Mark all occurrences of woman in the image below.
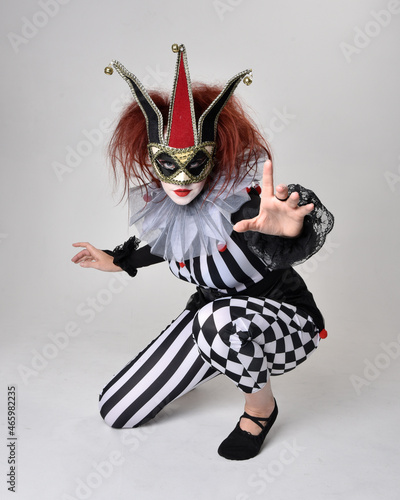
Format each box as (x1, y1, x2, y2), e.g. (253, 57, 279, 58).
(72, 44, 333, 460)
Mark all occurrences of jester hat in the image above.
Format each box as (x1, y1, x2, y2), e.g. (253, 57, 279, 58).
(106, 43, 252, 185)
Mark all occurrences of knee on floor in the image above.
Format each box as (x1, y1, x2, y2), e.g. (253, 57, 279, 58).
(100, 408, 124, 428)
(99, 401, 158, 429)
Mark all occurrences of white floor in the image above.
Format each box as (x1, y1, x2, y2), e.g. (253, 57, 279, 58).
(2, 304, 399, 500)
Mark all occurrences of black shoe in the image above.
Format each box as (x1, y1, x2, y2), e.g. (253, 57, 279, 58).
(218, 399, 278, 460)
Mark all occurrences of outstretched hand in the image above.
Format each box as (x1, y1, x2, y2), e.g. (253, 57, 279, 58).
(71, 242, 122, 272)
(233, 160, 314, 238)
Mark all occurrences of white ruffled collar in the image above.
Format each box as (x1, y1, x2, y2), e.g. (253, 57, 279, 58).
(128, 175, 258, 262)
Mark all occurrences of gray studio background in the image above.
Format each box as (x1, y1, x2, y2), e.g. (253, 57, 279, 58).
(1, 1, 399, 499)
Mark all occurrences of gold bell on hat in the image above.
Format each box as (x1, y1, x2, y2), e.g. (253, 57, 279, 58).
(104, 65, 114, 75)
(171, 43, 180, 53)
(243, 73, 253, 86)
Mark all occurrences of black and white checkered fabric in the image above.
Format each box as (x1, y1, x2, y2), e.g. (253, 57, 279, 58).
(192, 296, 319, 393)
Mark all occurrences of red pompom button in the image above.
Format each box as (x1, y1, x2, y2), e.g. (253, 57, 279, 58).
(179, 262, 185, 268)
(143, 193, 152, 202)
(319, 329, 328, 339)
(217, 243, 227, 252)
(246, 185, 262, 194)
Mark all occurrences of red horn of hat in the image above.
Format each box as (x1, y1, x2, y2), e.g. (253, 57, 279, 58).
(168, 51, 195, 148)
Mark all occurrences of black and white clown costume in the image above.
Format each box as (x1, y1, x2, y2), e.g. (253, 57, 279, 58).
(99, 176, 334, 428)
(96, 44, 334, 439)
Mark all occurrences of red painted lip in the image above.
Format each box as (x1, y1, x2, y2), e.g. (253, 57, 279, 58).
(174, 189, 191, 197)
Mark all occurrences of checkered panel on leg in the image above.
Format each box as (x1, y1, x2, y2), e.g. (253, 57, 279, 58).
(192, 296, 319, 393)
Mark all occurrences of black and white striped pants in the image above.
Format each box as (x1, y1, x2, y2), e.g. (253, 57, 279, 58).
(99, 297, 319, 428)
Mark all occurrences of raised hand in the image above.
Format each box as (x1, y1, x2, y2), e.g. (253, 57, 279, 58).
(233, 160, 314, 238)
(71, 242, 122, 272)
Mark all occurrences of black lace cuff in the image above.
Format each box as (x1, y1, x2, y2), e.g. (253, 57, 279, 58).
(107, 236, 141, 277)
(242, 184, 334, 270)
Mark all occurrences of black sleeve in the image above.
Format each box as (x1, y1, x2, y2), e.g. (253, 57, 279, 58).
(104, 236, 164, 277)
(232, 185, 334, 270)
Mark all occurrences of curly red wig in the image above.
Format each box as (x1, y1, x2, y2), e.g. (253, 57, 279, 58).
(108, 83, 271, 199)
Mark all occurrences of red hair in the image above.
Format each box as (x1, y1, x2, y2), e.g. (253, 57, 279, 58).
(108, 83, 271, 199)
